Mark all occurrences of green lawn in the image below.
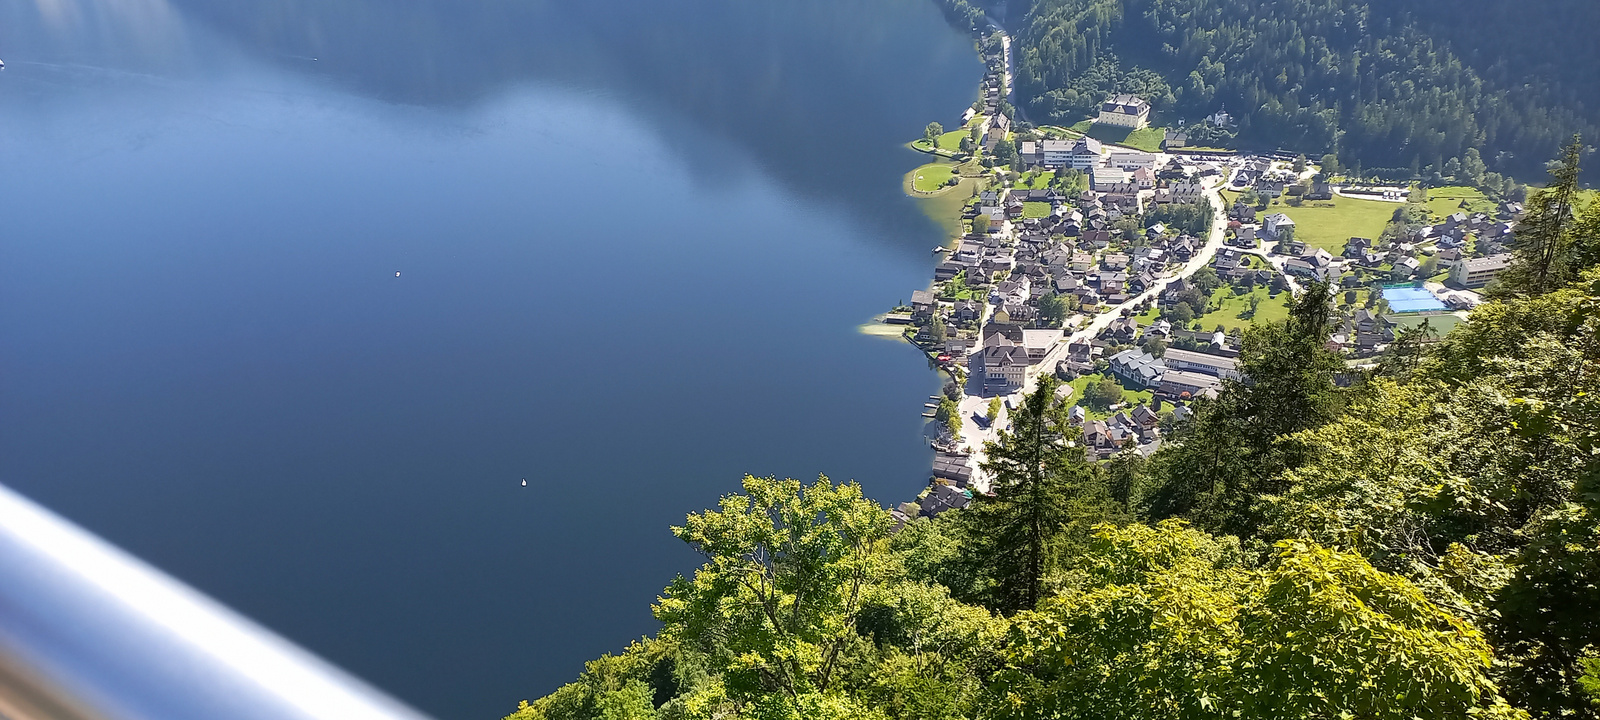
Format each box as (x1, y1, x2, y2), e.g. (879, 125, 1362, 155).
(1068, 373, 1154, 419)
(1190, 285, 1293, 333)
(937, 129, 971, 152)
(1387, 312, 1464, 336)
(1119, 127, 1167, 153)
(1274, 195, 1398, 253)
(1334, 287, 1376, 312)
(1083, 123, 1166, 153)
(1022, 202, 1053, 218)
(1017, 171, 1054, 189)
(1425, 185, 1496, 220)
(911, 163, 957, 193)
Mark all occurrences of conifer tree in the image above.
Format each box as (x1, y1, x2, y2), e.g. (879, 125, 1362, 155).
(970, 377, 1103, 613)
(1495, 136, 1583, 297)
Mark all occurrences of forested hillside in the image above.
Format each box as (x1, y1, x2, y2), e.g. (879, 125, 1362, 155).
(502, 146, 1600, 719)
(1003, 0, 1600, 179)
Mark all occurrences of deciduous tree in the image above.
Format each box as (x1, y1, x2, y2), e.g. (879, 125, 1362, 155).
(654, 475, 893, 701)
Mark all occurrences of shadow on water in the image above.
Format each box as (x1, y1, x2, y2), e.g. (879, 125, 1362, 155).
(164, 0, 984, 245)
(0, 1, 985, 717)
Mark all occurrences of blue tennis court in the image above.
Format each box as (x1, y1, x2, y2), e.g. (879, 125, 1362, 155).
(1383, 286, 1447, 313)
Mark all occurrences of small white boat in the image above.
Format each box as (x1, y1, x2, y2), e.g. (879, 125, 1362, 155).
(932, 247, 948, 254)
(1, 60, 6, 70)
(395, 271, 401, 277)
(521, 479, 527, 487)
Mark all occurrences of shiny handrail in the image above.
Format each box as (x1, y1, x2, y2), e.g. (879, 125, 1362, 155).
(0, 483, 434, 720)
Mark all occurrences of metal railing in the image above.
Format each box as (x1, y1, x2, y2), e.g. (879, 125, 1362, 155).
(0, 483, 434, 720)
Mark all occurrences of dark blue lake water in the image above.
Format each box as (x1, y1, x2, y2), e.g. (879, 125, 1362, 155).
(0, 0, 979, 717)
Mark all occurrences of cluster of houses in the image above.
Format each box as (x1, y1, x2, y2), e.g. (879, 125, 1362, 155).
(1229, 156, 1329, 200)
(1411, 210, 1517, 288)
(901, 81, 1538, 525)
(1329, 308, 1398, 356)
(1105, 341, 1240, 399)
(1077, 402, 1178, 460)
(1223, 180, 1520, 292)
(1226, 152, 1529, 293)
(894, 389, 1190, 524)
(894, 447, 978, 522)
(1052, 335, 1232, 459)
(958, 37, 1013, 156)
(955, 207, 1218, 394)
(1013, 137, 1214, 206)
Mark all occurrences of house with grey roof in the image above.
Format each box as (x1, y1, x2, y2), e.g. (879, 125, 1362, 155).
(1161, 348, 1240, 380)
(1096, 94, 1151, 129)
(1108, 348, 1167, 388)
(969, 340, 1030, 393)
(1160, 370, 1221, 399)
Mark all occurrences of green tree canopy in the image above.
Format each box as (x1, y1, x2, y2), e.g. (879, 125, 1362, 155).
(654, 475, 893, 701)
(986, 521, 1525, 720)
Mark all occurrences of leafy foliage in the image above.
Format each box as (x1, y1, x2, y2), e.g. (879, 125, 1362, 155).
(1144, 282, 1346, 533)
(1495, 137, 1589, 297)
(1143, 199, 1212, 236)
(987, 521, 1522, 720)
(653, 475, 893, 701)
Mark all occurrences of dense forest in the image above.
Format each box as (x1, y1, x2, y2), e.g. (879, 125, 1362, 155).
(503, 146, 1600, 719)
(996, 0, 1600, 180)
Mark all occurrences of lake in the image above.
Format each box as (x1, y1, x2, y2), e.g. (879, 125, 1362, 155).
(0, 0, 980, 717)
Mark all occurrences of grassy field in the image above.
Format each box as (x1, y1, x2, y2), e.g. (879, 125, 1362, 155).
(1273, 195, 1398, 252)
(1425, 185, 1496, 220)
(1387, 312, 1465, 336)
(1334, 287, 1376, 311)
(934, 130, 972, 152)
(1069, 373, 1154, 419)
(1082, 123, 1166, 153)
(1017, 171, 1054, 189)
(1022, 202, 1052, 218)
(1190, 285, 1293, 333)
(1119, 128, 1167, 153)
(911, 163, 957, 193)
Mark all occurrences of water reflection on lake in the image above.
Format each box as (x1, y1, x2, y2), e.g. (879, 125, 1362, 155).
(0, 0, 979, 716)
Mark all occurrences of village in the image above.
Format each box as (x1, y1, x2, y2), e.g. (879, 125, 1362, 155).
(890, 30, 1526, 524)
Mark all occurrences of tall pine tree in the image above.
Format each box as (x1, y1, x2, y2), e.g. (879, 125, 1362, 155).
(969, 377, 1106, 614)
(1495, 136, 1584, 297)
